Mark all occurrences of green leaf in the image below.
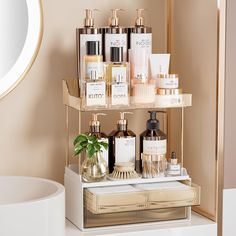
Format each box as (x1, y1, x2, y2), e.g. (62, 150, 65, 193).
(94, 142, 101, 152)
(88, 135, 97, 143)
(73, 134, 87, 146)
(100, 142, 108, 150)
(74, 143, 84, 156)
(88, 147, 96, 158)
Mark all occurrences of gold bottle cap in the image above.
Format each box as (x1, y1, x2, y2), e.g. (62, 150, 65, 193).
(135, 9, 146, 27)
(109, 9, 124, 27)
(84, 9, 98, 27)
(157, 88, 182, 95)
(157, 74, 179, 79)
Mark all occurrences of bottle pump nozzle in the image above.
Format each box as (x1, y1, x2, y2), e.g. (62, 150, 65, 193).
(135, 9, 146, 27)
(84, 9, 98, 27)
(147, 111, 159, 130)
(90, 113, 106, 132)
(109, 9, 124, 27)
(117, 112, 133, 131)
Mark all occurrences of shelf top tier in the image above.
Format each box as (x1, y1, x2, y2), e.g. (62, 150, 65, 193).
(65, 164, 191, 188)
(62, 79, 192, 111)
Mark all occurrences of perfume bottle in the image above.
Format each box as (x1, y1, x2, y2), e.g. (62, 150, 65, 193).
(77, 9, 102, 80)
(82, 41, 107, 108)
(130, 9, 152, 55)
(140, 111, 167, 172)
(106, 47, 130, 107)
(86, 113, 109, 167)
(104, 9, 128, 62)
(166, 151, 181, 176)
(109, 112, 136, 173)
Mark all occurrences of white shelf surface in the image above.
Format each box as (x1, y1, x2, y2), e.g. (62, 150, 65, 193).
(66, 164, 190, 188)
(65, 212, 217, 236)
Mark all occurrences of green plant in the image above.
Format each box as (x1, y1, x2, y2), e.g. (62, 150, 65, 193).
(73, 134, 108, 158)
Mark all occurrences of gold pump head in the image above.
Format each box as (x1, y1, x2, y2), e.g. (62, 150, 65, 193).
(84, 9, 98, 27)
(135, 8, 146, 27)
(90, 113, 106, 132)
(109, 9, 124, 27)
(117, 112, 133, 126)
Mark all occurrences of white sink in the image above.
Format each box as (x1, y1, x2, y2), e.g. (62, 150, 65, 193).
(0, 176, 65, 236)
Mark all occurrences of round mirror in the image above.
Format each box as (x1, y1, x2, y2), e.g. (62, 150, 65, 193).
(0, 0, 43, 99)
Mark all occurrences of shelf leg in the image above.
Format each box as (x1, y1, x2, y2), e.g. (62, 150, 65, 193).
(66, 106, 69, 166)
(181, 107, 185, 167)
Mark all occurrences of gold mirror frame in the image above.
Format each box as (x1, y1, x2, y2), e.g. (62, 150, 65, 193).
(0, 0, 43, 99)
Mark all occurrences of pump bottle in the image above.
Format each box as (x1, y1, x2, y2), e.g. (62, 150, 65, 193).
(86, 113, 109, 166)
(130, 9, 152, 55)
(77, 9, 102, 82)
(104, 9, 128, 62)
(109, 112, 136, 173)
(140, 111, 167, 171)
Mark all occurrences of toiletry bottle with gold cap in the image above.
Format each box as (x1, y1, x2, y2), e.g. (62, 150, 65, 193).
(130, 9, 152, 54)
(104, 9, 128, 62)
(140, 111, 167, 171)
(77, 9, 102, 81)
(109, 112, 136, 173)
(86, 113, 109, 167)
(82, 41, 107, 108)
(105, 47, 130, 107)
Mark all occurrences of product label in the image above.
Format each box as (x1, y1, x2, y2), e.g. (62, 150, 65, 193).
(111, 84, 129, 105)
(99, 138, 109, 166)
(157, 78, 179, 89)
(143, 139, 167, 155)
(105, 34, 127, 61)
(115, 137, 136, 163)
(130, 33, 152, 54)
(85, 62, 104, 80)
(86, 81, 106, 106)
(79, 34, 102, 77)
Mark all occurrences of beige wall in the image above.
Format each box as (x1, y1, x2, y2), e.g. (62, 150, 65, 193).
(0, 0, 166, 183)
(224, 0, 236, 189)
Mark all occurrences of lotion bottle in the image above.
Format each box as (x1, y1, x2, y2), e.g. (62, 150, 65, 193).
(86, 113, 109, 167)
(104, 9, 128, 62)
(140, 111, 167, 171)
(130, 9, 152, 55)
(109, 112, 136, 173)
(77, 9, 102, 81)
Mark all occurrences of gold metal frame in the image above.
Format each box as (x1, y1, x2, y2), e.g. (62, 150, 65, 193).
(167, 0, 226, 231)
(0, 0, 44, 100)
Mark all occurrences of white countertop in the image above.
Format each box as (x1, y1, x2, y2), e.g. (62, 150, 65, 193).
(66, 212, 217, 236)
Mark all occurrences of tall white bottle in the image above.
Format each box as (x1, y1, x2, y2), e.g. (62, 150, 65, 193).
(130, 9, 152, 55)
(76, 9, 102, 83)
(104, 9, 128, 62)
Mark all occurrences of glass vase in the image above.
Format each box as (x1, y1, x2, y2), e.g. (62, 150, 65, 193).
(81, 151, 107, 182)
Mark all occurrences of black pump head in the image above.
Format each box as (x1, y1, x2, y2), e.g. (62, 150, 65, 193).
(147, 111, 159, 130)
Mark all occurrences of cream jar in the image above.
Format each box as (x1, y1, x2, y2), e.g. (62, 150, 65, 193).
(156, 74, 179, 89)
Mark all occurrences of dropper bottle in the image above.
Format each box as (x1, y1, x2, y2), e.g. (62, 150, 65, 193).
(86, 113, 109, 165)
(108, 112, 136, 172)
(104, 9, 128, 62)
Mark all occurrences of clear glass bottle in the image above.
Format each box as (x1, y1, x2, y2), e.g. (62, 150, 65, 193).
(82, 41, 107, 108)
(105, 47, 130, 107)
(86, 113, 109, 167)
(108, 112, 136, 173)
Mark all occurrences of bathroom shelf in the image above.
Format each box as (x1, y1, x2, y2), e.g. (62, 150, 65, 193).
(65, 164, 190, 188)
(62, 79, 192, 111)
